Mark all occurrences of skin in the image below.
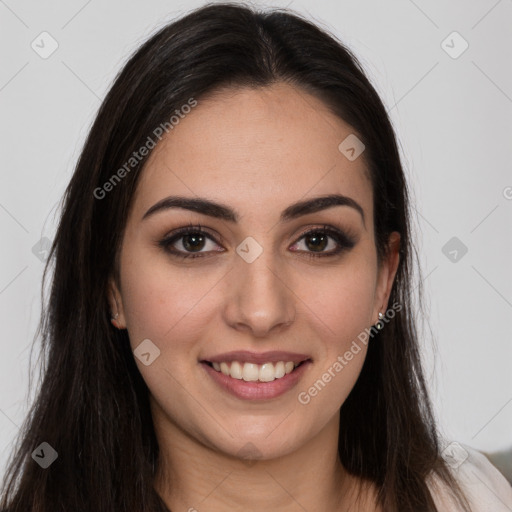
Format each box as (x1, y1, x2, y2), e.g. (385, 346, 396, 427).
(108, 82, 400, 511)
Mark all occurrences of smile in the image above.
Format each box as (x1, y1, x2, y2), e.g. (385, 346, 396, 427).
(200, 351, 312, 400)
(207, 360, 303, 382)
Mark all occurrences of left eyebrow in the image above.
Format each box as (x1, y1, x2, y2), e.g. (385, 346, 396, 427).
(141, 193, 366, 227)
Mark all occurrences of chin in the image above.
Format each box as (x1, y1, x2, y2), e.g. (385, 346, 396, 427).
(206, 421, 304, 461)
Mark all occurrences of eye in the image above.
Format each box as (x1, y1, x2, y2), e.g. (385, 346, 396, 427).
(290, 225, 356, 258)
(158, 224, 223, 259)
(158, 223, 356, 260)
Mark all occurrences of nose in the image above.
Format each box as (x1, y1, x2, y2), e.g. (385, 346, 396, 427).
(222, 249, 296, 338)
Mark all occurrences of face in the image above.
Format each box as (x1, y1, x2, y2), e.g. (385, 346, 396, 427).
(108, 82, 400, 462)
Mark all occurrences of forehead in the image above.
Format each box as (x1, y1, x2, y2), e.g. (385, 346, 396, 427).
(131, 83, 373, 226)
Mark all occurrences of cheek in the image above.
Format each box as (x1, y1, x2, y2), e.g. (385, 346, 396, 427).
(120, 239, 378, 360)
(292, 259, 376, 408)
(297, 256, 377, 343)
(120, 248, 222, 348)
(116, 238, 379, 456)
(118, 252, 222, 426)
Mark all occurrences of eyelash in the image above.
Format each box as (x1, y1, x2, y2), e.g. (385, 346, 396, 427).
(157, 223, 356, 260)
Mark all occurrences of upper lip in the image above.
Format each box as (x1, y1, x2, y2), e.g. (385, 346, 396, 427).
(201, 350, 312, 365)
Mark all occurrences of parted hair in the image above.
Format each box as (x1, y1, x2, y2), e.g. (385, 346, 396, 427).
(0, 3, 472, 511)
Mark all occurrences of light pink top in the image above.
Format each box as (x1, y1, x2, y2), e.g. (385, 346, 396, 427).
(427, 443, 512, 511)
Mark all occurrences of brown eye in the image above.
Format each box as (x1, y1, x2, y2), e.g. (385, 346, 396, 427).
(181, 233, 207, 252)
(158, 224, 356, 260)
(290, 225, 356, 258)
(304, 232, 329, 252)
(158, 225, 224, 259)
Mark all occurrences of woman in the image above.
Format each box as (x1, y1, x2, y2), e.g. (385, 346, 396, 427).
(1, 3, 510, 511)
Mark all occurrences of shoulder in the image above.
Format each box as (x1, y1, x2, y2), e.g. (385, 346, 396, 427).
(428, 442, 512, 511)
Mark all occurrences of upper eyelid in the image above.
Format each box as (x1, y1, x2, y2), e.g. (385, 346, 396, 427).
(162, 224, 355, 250)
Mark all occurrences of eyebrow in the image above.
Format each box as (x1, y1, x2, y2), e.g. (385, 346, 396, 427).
(142, 193, 365, 226)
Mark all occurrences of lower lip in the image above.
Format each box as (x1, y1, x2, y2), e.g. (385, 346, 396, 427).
(201, 361, 311, 401)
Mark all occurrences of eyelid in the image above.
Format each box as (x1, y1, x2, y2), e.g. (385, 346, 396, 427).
(158, 223, 357, 258)
(163, 223, 222, 243)
(294, 224, 357, 245)
(289, 225, 357, 258)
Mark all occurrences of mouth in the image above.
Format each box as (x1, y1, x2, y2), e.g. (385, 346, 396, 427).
(199, 351, 312, 400)
(202, 359, 309, 382)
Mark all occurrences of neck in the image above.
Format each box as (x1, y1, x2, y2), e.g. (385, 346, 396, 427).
(152, 406, 368, 512)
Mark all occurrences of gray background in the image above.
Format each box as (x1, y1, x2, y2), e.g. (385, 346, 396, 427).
(1, 0, 511, 480)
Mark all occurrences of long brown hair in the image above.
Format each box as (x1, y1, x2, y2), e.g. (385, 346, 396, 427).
(0, 3, 472, 511)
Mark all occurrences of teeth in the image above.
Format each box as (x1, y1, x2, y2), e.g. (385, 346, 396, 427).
(210, 360, 301, 382)
(220, 362, 230, 376)
(242, 363, 259, 382)
(274, 361, 285, 379)
(259, 363, 275, 382)
(230, 361, 243, 379)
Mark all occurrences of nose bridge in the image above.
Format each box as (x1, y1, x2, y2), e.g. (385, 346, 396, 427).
(223, 237, 296, 336)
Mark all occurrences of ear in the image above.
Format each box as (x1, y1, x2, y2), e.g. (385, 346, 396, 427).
(107, 275, 127, 329)
(372, 231, 401, 323)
